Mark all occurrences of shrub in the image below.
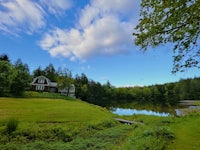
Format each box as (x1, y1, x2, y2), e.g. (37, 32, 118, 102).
(6, 118, 18, 134)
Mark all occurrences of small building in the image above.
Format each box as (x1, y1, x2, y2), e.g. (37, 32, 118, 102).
(30, 76, 75, 97)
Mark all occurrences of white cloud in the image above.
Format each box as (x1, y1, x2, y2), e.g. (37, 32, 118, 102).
(0, 0, 45, 34)
(39, 0, 140, 61)
(91, 0, 137, 15)
(39, 0, 72, 15)
(0, 0, 73, 34)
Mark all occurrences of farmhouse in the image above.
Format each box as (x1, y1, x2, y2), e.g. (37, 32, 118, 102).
(30, 76, 75, 97)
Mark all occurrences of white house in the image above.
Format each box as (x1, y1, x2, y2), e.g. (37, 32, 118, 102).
(30, 76, 75, 97)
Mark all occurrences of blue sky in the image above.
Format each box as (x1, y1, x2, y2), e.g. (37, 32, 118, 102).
(0, 0, 199, 87)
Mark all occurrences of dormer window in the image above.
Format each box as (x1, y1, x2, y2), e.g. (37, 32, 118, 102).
(38, 78, 45, 84)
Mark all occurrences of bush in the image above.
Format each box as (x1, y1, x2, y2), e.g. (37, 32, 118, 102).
(6, 118, 18, 134)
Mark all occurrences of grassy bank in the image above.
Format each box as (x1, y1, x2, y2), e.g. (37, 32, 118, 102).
(0, 97, 132, 149)
(0, 97, 200, 149)
(110, 113, 200, 150)
(0, 97, 110, 123)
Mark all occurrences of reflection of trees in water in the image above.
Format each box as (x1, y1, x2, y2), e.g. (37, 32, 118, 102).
(110, 102, 175, 114)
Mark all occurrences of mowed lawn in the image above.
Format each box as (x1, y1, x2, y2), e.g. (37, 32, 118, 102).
(0, 97, 112, 123)
(167, 115, 200, 150)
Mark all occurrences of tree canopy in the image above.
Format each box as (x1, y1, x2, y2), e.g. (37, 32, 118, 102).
(0, 60, 17, 96)
(133, 0, 200, 73)
(0, 54, 10, 62)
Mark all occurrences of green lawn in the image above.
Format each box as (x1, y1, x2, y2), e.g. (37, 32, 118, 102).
(0, 97, 200, 149)
(0, 97, 127, 150)
(167, 114, 200, 150)
(0, 97, 111, 123)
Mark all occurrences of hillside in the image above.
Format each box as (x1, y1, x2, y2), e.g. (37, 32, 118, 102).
(0, 97, 200, 149)
(0, 97, 111, 123)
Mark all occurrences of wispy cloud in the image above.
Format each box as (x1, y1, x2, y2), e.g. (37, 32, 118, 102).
(39, 0, 73, 16)
(0, 0, 73, 34)
(39, 0, 140, 61)
(0, 0, 45, 34)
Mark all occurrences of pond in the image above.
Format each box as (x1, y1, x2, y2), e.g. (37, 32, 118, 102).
(110, 100, 200, 116)
(111, 107, 171, 117)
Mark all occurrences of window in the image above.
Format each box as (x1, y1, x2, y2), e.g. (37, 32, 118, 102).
(38, 78, 45, 83)
(36, 85, 44, 91)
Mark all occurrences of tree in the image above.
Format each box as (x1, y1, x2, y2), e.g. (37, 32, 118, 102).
(10, 59, 31, 96)
(133, 0, 200, 73)
(0, 60, 17, 96)
(0, 54, 10, 62)
(74, 73, 89, 100)
(33, 66, 45, 77)
(57, 68, 73, 96)
(44, 63, 57, 82)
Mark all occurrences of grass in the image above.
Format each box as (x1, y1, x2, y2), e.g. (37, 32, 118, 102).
(23, 91, 76, 100)
(0, 97, 130, 149)
(0, 96, 200, 149)
(109, 113, 200, 150)
(6, 118, 19, 134)
(0, 97, 111, 123)
(196, 101, 200, 106)
(167, 114, 200, 150)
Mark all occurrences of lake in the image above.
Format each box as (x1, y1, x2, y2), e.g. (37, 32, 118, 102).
(110, 100, 200, 116)
(111, 107, 170, 116)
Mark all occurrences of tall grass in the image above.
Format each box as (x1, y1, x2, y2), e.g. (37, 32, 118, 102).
(6, 118, 18, 134)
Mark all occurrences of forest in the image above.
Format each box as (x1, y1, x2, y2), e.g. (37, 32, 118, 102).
(1, 54, 200, 107)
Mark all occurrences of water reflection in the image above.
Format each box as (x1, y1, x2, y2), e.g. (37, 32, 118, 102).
(110, 100, 200, 116)
(175, 106, 200, 116)
(111, 108, 171, 117)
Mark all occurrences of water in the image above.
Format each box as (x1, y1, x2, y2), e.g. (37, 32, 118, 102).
(110, 100, 200, 116)
(175, 105, 200, 116)
(111, 107, 171, 117)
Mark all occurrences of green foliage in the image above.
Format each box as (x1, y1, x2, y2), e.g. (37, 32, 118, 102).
(134, 0, 200, 72)
(44, 63, 57, 82)
(57, 68, 74, 96)
(0, 60, 17, 96)
(33, 66, 46, 77)
(0, 98, 200, 149)
(23, 91, 75, 100)
(1, 53, 199, 108)
(0, 57, 31, 97)
(10, 59, 31, 96)
(6, 118, 18, 134)
(110, 77, 200, 107)
(0, 54, 10, 62)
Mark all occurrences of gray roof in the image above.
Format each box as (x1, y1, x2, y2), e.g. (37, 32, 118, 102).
(49, 82, 57, 87)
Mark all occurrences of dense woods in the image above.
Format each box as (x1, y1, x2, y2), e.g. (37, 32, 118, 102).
(75, 76, 200, 107)
(1, 54, 200, 107)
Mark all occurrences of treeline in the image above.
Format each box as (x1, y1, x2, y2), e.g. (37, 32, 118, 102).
(111, 78, 200, 106)
(0, 55, 31, 96)
(1, 54, 200, 107)
(74, 75, 200, 107)
(0, 54, 73, 97)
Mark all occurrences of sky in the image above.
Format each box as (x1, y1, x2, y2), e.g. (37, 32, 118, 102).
(0, 0, 199, 87)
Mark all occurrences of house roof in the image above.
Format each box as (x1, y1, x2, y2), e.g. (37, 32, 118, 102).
(30, 75, 57, 87)
(31, 76, 75, 93)
(49, 82, 57, 87)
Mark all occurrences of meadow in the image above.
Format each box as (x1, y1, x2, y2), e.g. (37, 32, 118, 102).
(0, 96, 200, 149)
